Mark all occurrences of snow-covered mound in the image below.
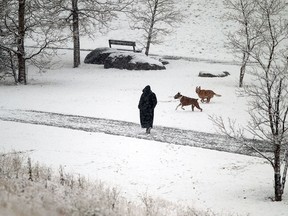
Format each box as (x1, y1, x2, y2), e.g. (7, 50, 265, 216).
(84, 48, 165, 70)
(198, 71, 230, 77)
(83, 47, 115, 64)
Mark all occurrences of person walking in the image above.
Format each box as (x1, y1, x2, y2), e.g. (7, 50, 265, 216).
(138, 85, 157, 134)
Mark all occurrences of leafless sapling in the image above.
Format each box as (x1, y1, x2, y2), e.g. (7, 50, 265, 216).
(128, 0, 183, 56)
(211, 0, 288, 201)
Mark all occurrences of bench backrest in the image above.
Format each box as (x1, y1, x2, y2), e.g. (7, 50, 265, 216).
(109, 39, 136, 52)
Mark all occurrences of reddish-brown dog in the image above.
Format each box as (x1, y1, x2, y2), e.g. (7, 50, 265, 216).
(174, 92, 202, 112)
(195, 86, 221, 103)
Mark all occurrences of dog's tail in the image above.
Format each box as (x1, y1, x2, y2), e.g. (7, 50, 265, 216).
(214, 93, 221, 97)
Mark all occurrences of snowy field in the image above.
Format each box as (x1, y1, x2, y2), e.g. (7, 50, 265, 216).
(1, 0, 288, 215)
(1, 51, 287, 216)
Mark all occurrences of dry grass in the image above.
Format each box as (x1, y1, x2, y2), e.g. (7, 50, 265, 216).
(0, 151, 236, 216)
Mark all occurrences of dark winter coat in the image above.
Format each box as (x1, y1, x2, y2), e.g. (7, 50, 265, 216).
(138, 85, 157, 128)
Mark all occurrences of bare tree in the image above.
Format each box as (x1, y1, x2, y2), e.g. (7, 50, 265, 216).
(0, 0, 67, 84)
(211, 0, 288, 201)
(55, 0, 133, 68)
(128, 0, 183, 56)
(0, 0, 17, 82)
(224, 0, 263, 87)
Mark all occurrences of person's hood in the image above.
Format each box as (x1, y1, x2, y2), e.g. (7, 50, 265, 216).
(142, 85, 151, 93)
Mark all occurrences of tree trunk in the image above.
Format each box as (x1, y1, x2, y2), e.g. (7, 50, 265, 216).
(72, 0, 80, 68)
(274, 144, 283, 201)
(17, 0, 26, 84)
(145, 34, 152, 56)
(239, 64, 245, 88)
(239, 51, 249, 88)
(145, 0, 158, 56)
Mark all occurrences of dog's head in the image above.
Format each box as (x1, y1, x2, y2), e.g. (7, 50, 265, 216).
(195, 86, 201, 93)
(174, 92, 182, 99)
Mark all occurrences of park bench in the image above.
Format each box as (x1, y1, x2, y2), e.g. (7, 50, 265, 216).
(108, 39, 138, 52)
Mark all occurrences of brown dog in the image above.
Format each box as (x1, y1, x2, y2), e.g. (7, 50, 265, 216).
(195, 86, 221, 103)
(174, 92, 202, 112)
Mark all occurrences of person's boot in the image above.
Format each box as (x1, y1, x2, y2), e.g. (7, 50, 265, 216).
(146, 127, 151, 134)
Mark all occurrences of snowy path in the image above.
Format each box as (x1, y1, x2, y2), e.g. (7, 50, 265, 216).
(0, 109, 271, 157)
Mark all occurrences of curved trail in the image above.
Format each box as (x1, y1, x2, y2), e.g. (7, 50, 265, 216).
(0, 109, 271, 157)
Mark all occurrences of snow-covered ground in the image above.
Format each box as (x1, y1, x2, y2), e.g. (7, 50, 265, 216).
(1, 51, 287, 216)
(80, 0, 236, 62)
(1, 0, 288, 215)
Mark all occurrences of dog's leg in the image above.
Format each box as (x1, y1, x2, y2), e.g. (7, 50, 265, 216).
(175, 103, 181, 110)
(181, 106, 185, 110)
(192, 104, 194, 111)
(195, 103, 202, 112)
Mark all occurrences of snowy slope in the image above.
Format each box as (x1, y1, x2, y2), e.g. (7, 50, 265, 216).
(80, 0, 236, 62)
(1, 0, 287, 215)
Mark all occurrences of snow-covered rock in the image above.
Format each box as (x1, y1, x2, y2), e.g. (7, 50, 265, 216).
(84, 48, 166, 70)
(104, 52, 166, 70)
(83, 47, 117, 64)
(198, 71, 230, 77)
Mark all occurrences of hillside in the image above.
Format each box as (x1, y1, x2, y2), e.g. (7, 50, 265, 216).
(1, 1, 288, 216)
(80, 0, 235, 62)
